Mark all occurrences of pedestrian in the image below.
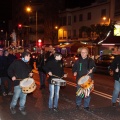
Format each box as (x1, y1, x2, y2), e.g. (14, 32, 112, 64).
(36, 49, 46, 90)
(43, 52, 67, 112)
(8, 51, 33, 115)
(72, 47, 96, 111)
(1, 50, 13, 96)
(109, 55, 120, 107)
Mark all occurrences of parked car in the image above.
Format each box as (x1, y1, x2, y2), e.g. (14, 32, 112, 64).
(95, 54, 120, 74)
(63, 54, 79, 67)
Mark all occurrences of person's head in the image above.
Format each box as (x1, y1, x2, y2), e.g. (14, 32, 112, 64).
(0, 48, 3, 56)
(21, 51, 31, 62)
(4, 50, 9, 56)
(80, 47, 89, 59)
(54, 52, 62, 61)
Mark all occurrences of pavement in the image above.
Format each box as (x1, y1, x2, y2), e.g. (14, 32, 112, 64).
(0, 70, 120, 120)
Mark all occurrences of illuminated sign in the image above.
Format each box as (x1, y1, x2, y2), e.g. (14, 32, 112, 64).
(114, 24, 120, 36)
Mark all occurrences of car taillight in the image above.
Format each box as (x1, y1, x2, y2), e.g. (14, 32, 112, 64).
(75, 57, 78, 60)
(33, 55, 35, 58)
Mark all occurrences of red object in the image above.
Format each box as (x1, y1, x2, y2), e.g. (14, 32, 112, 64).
(38, 39, 42, 47)
(18, 24, 22, 28)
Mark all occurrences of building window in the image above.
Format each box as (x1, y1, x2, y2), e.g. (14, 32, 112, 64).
(73, 29, 76, 37)
(101, 9, 106, 17)
(73, 15, 77, 23)
(68, 16, 71, 25)
(87, 12, 91, 20)
(79, 14, 83, 21)
(68, 30, 71, 39)
(79, 29, 82, 37)
(63, 16, 67, 25)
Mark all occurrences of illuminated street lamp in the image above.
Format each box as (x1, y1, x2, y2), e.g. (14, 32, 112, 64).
(26, 6, 38, 47)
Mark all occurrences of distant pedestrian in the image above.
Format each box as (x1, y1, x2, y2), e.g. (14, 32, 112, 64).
(109, 55, 120, 107)
(8, 51, 33, 115)
(36, 49, 46, 90)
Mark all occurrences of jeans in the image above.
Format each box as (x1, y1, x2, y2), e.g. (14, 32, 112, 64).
(10, 86, 27, 110)
(112, 80, 120, 103)
(1, 77, 13, 93)
(39, 71, 46, 87)
(76, 85, 91, 108)
(49, 84, 60, 108)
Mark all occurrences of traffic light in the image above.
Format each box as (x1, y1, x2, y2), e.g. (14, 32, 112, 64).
(18, 24, 22, 29)
(38, 39, 42, 47)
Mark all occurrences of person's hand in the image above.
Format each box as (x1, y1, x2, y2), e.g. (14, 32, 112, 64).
(74, 72, 77, 76)
(29, 73, 33, 77)
(63, 74, 67, 78)
(48, 72, 52, 76)
(89, 69, 93, 74)
(12, 76, 16, 81)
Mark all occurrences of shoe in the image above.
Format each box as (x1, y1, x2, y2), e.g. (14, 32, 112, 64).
(19, 108, 27, 115)
(76, 105, 80, 110)
(3, 92, 7, 96)
(112, 103, 116, 107)
(8, 92, 14, 95)
(84, 107, 90, 111)
(49, 108, 53, 111)
(10, 107, 16, 114)
(53, 107, 58, 112)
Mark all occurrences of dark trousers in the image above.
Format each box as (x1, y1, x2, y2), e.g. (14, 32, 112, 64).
(1, 77, 13, 93)
(39, 71, 46, 87)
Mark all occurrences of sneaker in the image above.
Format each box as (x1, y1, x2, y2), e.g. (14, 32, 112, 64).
(8, 92, 14, 95)
(49, 108, 53, 111)
(3, 92, 7, 96)
(84, 107, 90, 111)
(19, 108, 27, 115)
(10, 107, 16, 114)
(53, 107, 58, 112)
(112, 103, 116, 107)
(76, 105, 80, 110)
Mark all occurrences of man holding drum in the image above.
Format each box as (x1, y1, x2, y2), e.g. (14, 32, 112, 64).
(72, 47, 96, 111)
(43, 52, 67, 112)
(8, 51, 33, 115)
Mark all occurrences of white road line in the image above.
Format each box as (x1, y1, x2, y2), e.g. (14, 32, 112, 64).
(34, 70, 119, 103)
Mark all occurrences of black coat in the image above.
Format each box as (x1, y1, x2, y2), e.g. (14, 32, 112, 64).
(43, 59, 64, 84)
(110, 56, 120, 80)
(8, 59, 32, 86)
(72, 57, 96, 83)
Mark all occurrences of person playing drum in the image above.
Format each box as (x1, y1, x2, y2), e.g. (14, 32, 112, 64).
(43, 52, 67, 112)
(8, 51, 33, 115)
(72, 47, 96, 111)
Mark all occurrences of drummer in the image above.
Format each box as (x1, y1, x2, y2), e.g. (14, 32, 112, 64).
(43, 52, 67, 112)
(8, 51, 33, 115)
(72, 47, 96, 111)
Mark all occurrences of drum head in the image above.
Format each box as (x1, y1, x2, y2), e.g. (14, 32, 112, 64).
(52, 78, 65, 82)
(78, 76, 90, 85)
(20, 78, 34, 87)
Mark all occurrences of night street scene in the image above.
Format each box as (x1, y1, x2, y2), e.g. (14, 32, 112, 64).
(0, 0, 120, 120)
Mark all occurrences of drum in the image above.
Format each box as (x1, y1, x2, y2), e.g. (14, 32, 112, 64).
(78, 75, 93, 89)
(76, 75, 94, 97)
(20, 78, 36, 94)
(51, 78, 66, 86)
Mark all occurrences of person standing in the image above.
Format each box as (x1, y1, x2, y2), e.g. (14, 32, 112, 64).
(43, 52, 67, 112)
(72, 47, 96, 111)
(109, 55, 120, 107)
(8, 51, 33, 115)
(36, 49, 46, 90)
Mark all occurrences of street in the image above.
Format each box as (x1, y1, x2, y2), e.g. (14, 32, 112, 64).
(0, 68, 120, 120)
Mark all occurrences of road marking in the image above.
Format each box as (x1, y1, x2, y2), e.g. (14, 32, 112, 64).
(33, 70, 119, 103)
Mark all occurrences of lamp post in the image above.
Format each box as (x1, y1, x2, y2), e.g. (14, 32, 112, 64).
(26, 6, 38, 48)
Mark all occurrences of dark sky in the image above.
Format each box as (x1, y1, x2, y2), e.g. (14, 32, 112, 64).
(0, 1, 12, 20)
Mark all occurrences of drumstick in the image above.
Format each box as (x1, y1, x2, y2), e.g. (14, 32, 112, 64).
(86, 67, 94, 76)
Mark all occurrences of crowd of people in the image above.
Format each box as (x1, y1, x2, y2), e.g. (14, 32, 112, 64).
(0, 45, 120, 116)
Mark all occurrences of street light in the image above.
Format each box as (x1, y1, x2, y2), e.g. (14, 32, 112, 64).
(26, 6, 38, 47)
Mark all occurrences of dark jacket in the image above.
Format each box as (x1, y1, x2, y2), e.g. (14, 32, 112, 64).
(0, 56, 4, 77)
(8, 59, 32, 86)
(36, 53, 45, 72)
(72, 57, 96, 83)
(109, 56, 120, 80)
(43, 59, 64, 84)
